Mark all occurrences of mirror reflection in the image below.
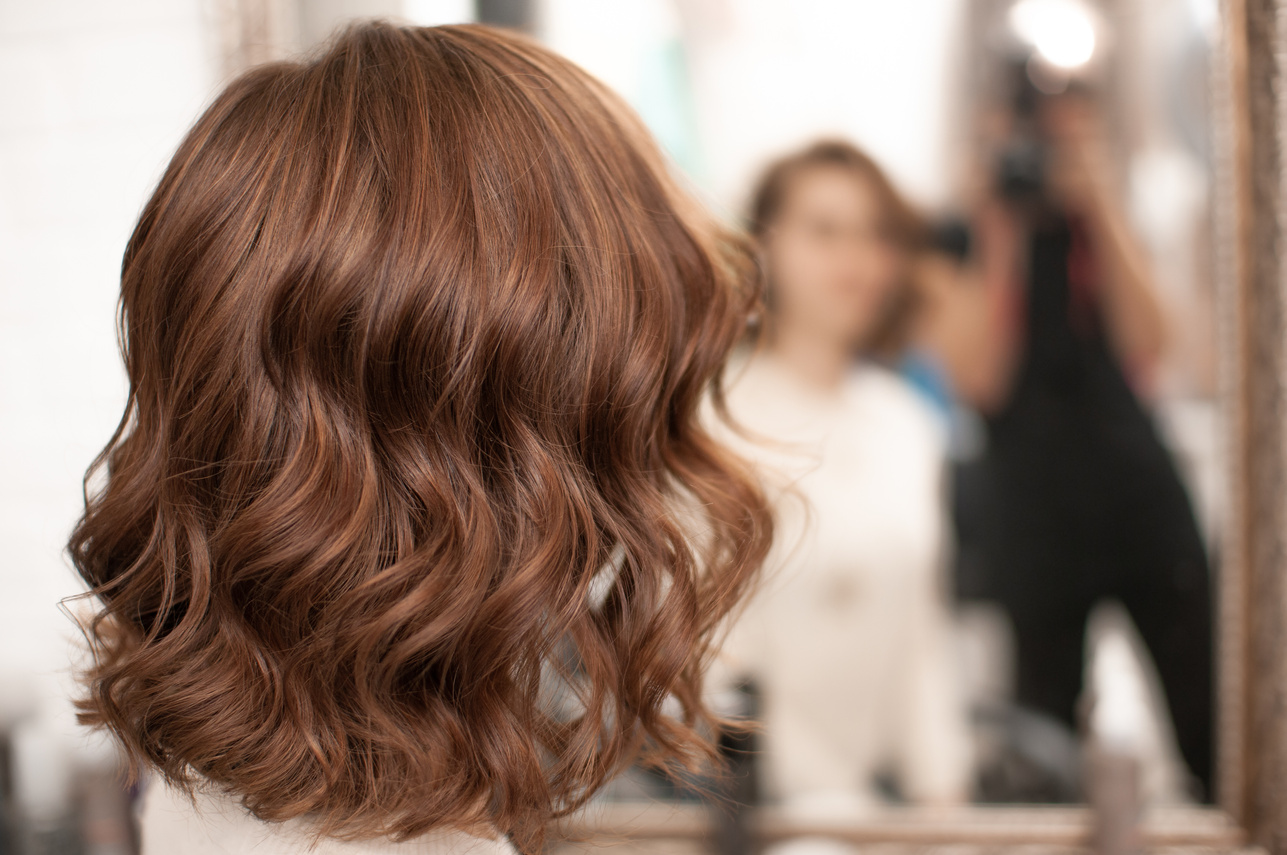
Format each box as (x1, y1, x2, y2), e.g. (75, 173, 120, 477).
(535, 0, 1220, 814)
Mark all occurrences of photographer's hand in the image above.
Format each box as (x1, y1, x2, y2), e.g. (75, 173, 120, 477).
(1046, 95, 1169, 389)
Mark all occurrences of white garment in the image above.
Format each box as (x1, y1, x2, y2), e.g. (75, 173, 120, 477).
(713, 351, 972, 806)
(138, 775, 518, 855)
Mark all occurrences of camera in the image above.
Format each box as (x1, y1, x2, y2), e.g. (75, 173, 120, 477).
(994, 59, 1050, 202)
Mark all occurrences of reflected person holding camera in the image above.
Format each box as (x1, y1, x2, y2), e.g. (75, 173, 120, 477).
(959, 72, 1214, 801)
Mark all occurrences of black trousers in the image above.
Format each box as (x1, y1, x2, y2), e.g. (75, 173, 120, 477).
(955, 457, 1215, 800)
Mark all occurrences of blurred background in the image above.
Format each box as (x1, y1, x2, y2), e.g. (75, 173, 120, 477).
(0, 0, 1223, 852)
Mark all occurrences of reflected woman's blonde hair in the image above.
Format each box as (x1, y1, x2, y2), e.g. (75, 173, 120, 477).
(68, 21, 771, 853)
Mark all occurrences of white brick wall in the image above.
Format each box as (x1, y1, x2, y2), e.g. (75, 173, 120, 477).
(0, 4, 477, 818)
(0, 3, 474, 803)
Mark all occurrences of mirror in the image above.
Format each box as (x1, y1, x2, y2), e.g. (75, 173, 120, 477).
(536, 0, 1224, 818)
(230, 0, 1236, 848)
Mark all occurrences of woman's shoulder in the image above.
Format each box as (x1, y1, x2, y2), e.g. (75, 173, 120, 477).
(722, 346, 798, 403)
(716, 348, 826, 436)
(138, 775, 517, 855)
(845, 362, 947, 444)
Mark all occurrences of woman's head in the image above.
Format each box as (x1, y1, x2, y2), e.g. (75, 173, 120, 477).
(69, 21, 770, 852)
(749, 140, 922, 354)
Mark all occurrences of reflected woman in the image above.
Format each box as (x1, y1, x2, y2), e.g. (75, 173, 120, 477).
(67, 22, 772, 855)
(714, 141, 973, 811)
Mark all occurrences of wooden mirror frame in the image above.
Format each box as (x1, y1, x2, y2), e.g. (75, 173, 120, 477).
(1220, 0, 1287, 851)
(211, 0, 1283, 850)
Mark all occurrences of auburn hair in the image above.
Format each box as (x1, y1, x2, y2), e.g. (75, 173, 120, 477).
(69, 21, 771, 853)
(748, 139, 925, 356)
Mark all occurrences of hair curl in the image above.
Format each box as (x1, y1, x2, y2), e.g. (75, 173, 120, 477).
(68, 21, 771, 853)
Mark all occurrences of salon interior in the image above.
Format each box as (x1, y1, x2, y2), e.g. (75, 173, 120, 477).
(0, 0, 1264, 852)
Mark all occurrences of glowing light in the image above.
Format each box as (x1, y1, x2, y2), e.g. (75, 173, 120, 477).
(1008, 0, 1098, 70)
(1187, 0, 1219, 38)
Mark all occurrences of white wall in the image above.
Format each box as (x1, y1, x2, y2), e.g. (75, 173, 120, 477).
(0, 0, 221, 742)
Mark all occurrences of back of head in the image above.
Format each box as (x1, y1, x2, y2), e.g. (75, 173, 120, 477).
(69, 21, 771, 852)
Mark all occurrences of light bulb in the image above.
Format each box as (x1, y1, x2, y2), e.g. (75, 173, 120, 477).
(1009, 0, 1098, 70)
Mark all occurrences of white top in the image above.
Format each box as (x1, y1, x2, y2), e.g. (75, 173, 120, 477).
(712, 351, 972, 807)
(138, 775, 518, 855)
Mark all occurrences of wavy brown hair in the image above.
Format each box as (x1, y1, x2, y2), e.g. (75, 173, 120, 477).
(68, 21, 771, 853)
